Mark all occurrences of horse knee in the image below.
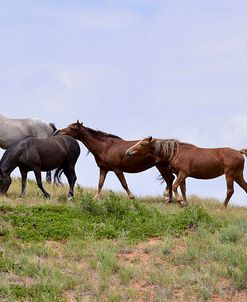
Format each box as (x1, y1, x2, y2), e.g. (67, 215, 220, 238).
(227, 188, 234, 196)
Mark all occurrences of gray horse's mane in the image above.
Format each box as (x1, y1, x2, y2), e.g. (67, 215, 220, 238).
(152, 139, 180, 161)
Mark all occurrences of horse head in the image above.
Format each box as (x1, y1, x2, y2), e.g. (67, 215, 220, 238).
(126, 136, 153, 157)
(55, 120, 83, 138)
(0, 168, 12, 194)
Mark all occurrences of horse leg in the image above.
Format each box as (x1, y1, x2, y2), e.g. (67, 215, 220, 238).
(223, 174, 234, 208)
(63, 165, 77, 199)
(93, 168, 108, 199)
(46, 171, 52, 183)
(114, 169, 135, 199)
(180, 179, 187, 205)
(156, 164, 174, 203)
(34, 169, 50, 198)
(163, 181, 173, 203)
(172, 172, 187, 207)
(235, 173, 247, 195)
(19, 169, 27, 198)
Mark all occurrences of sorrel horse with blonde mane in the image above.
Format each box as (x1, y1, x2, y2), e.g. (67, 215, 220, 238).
(126, 136, 247, 207)
(56, 121, 175, 200)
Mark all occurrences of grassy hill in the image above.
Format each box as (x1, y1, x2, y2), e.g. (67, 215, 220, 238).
(0, 178, 247, 301)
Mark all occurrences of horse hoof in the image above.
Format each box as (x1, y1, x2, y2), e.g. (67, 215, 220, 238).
(164, 196, 172, 203)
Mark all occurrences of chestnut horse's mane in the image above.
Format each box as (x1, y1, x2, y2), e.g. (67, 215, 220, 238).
(85, 126, 121, 140)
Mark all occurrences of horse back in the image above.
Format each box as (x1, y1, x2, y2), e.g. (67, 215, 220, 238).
(173, 145, 244, 179)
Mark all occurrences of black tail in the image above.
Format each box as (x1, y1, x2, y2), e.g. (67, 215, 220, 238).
(49, 123, 57, 134)
(54, 167, 64, 186)
(156, 173, 165, 184)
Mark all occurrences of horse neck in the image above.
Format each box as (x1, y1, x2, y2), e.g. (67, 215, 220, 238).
(0, 148, 19, 175)
(78, 126, 116, 154)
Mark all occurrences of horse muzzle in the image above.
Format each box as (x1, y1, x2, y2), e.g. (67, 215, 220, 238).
(54, 129, 63, 135)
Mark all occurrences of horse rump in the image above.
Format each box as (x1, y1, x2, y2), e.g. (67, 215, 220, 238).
(240, 149, 247, 157)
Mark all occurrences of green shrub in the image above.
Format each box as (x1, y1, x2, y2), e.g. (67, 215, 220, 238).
(219, 225, 243, 243)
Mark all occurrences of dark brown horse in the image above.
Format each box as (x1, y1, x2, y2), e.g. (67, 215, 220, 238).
(56, 121, 175, 200)
(126, 136, 247, 207)
(0, 135, 80, 198)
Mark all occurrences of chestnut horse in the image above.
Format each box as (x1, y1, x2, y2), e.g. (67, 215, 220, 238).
(126, 136, 247, 207)
(56, 121, 175, 200)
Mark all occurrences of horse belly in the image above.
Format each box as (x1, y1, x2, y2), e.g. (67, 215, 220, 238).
(97, 154, 155, 173)
(23, 146, 66, 171)
(40, 152, 66, 171)
(189, 161, 224, 179)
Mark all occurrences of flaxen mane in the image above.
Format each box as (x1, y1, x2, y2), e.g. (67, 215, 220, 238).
(153, 139, 180, 161)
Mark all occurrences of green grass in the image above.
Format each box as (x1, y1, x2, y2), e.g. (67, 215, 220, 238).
(0, 192, 221, 243)
(0, 178, 247, 301)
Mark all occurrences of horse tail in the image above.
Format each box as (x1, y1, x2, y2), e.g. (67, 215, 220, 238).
(240, 149, 247, 157)
(156, 173, 165, 184)
(54, 167, 64, 186)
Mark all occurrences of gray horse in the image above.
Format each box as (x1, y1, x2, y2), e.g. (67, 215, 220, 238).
(0, 114, 57, 181)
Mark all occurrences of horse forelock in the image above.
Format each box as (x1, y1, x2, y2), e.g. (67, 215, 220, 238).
(153, 139, 180, 161)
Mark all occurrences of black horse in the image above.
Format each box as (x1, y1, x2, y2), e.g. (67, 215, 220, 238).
(0, 135, 80, 198)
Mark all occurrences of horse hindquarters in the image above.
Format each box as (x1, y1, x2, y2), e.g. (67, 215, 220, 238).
(224, 157, 247, 207)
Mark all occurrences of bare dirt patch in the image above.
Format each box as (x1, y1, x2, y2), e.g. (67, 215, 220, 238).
(118, 238, 164, 301)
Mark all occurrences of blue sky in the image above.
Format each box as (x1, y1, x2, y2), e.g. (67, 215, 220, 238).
(1, 0, 247, 206)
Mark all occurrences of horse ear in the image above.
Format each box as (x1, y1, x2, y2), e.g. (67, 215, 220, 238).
(76, 120, 83, 126)
(148, 136, 152, 143)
